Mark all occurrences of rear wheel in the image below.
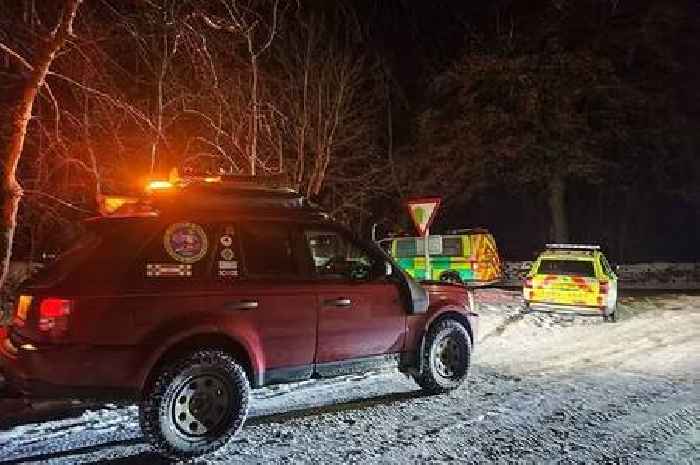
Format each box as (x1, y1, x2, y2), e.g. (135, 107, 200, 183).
(413, 319, 471, 393)
(440, 271, 463, 284)
(139, 350, 249, 460)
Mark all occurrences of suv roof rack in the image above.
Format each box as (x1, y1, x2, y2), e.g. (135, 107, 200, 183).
(102, 175, 326, 217)
(545, 243, 600, 251)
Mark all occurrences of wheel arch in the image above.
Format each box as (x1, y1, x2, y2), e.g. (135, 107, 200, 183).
(140, 332, 260, 394)
(417, 310, 474, 375)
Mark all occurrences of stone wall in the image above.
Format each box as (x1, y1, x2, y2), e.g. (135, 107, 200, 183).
(501, 261, 700, 289)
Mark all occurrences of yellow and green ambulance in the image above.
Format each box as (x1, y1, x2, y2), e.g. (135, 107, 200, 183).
(380, 229, 502, 285)
(523, 244, 618, 321)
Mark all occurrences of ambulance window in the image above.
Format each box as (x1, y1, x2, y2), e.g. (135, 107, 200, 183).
(239, 222, 297, 276)
(442, 237, 462, 257)
(396, 239, 418, 257)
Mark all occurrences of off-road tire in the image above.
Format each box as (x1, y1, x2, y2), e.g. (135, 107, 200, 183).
(413, 319, 471, 394)
(139, 349, 249, 460)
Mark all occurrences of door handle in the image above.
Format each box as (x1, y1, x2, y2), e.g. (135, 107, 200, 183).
(324, 298, 352, 308)
(224, 300, 259, 310)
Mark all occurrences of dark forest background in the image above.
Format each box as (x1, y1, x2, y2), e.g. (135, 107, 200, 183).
(1, 0, 698, 262)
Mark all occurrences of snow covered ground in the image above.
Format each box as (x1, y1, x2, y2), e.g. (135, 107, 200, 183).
(1, 289, 698, 464)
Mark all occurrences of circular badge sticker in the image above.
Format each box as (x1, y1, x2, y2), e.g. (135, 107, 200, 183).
(164, 222, 208, 264)
(220, 235, 233, 247)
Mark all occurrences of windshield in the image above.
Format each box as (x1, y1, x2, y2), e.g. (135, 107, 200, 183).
(537, 259, 595, 277)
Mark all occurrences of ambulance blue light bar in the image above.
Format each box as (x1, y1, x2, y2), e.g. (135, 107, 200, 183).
(545, 244, 600, 251)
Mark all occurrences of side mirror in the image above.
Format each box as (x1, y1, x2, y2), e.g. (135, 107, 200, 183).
(384, 262, 393, 277)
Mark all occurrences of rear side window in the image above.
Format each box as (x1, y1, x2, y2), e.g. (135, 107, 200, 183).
(239, 222, 297, 276)
(537, 259, 595, 277)
(138, 221, 215, 285)
(395, 237, 442, 257)
(442, 237, 462, 256)
(27, 231, 101, 287)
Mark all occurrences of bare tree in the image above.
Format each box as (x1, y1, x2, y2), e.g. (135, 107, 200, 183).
(0, 0, 83, 290)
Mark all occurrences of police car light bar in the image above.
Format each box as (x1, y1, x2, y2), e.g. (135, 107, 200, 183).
(545, 243, 600, 250)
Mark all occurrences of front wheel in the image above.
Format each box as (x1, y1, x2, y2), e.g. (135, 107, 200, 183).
(139, 350, 250, 460)
(413, 319, 471, 393)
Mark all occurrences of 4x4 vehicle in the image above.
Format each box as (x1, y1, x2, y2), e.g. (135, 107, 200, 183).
(0, 179, 478, 459)
(523, 244, 618, 321)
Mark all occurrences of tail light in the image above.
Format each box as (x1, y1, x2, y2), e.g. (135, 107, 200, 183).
(524, 278, 533, 288)
(38, 298, 73, 334)
(599, 281, 609, 294)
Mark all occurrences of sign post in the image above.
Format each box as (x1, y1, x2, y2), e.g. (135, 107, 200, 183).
(406, 197, 441, 280)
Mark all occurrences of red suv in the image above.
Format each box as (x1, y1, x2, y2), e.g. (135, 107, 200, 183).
(0, 181, 478, 459)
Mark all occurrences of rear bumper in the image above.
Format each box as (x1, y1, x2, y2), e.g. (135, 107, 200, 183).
(0, 334, 139, 400)
(526, 301, 609, 317)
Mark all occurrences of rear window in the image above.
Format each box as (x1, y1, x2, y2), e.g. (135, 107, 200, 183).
(537, 259, 595, 277)
(28, 231, 101, 286)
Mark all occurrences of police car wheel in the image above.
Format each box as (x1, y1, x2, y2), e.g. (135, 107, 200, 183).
(414, 319, 471, 394)
(140, 349, 249, 460)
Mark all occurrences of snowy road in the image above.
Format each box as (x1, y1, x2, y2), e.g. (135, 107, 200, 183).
(1, 290, 698, 464)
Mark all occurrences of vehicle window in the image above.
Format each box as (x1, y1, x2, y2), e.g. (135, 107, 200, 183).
(305, 230, 377, 280)
(395, 237, 442, 257)
(28, 230, 101, 286)
(600, 255, 613, 276)
(395, 238, 417, 257)
(537, 259, 595, 277)
(239, 222, 296, 276)
(138, 221, 215, 285)
(442, 237, 462, 256)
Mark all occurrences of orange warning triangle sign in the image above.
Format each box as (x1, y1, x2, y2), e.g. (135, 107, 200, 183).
(406, 197, 441, 237)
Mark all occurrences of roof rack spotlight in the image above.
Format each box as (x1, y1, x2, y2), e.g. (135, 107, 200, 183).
(545, 243, 600, 251)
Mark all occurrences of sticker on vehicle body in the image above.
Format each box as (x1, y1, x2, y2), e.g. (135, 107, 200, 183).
(219, 269, 239, 277)
(163, 222, 208, 263)
(146, 263, 193, 277)
(218, 260, 238, 270)
(220, 248, 235, 260)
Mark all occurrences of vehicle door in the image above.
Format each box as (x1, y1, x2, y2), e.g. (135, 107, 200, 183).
(303, 227, 406, 370)
(232, 221, 318, 382)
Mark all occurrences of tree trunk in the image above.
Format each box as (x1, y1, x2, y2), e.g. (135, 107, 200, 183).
(548, 171, 569, 243)
(0, 0, 82, 291)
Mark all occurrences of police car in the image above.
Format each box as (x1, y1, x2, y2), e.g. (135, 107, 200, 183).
(523, 244, 618, 322)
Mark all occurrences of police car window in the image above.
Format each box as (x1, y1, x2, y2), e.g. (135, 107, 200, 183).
(305, 230, 375, 280)
(600, 255, 612, 276)
(537, 260, 595, 277)
(239, 223, 296, 276)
